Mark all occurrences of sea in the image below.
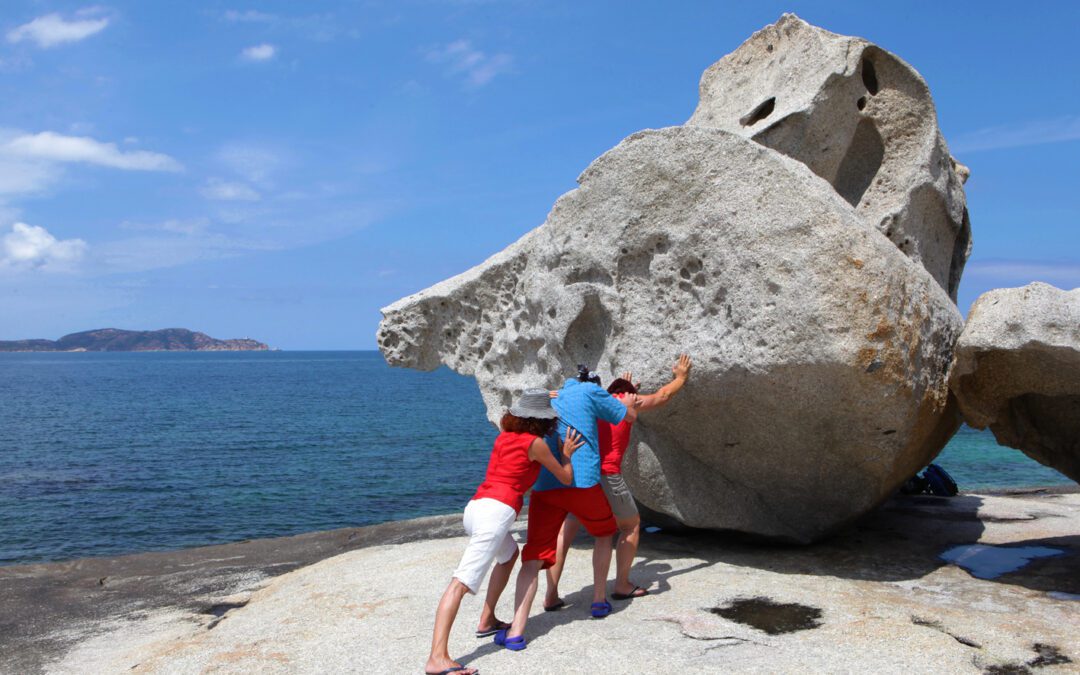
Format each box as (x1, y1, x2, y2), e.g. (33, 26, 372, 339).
(0, 351, 1071, 566)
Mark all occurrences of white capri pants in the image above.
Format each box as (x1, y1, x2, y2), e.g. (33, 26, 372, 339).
(452, 497, 519, 594)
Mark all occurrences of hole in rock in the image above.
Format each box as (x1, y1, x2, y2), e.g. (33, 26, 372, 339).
(740, 97, 776, 127)
(834, 118, 885, 207)
(203, 601, 247, 618)
(709, 597, 822, 635)
(862, 57, 879, 95)
(857, 96, 867, 110)
(563, 295, 611, 372)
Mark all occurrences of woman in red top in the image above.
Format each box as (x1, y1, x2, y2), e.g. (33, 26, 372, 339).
(426, 389, 582, 675)
(544, 355, 692, 610)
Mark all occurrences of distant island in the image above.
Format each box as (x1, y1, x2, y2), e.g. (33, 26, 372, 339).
(0, 328, 269, 352)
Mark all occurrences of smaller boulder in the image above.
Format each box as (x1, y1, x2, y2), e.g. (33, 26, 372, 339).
(951, 283, 1080, 483)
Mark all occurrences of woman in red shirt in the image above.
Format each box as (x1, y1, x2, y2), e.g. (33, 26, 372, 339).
(426, 389, 582, 675)
(544, 355, 692, 610)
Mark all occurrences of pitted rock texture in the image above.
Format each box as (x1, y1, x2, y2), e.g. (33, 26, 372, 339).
(379, 126, 964, 542)
(951, 283, 1080, 483)
(688, 14, 971, 301)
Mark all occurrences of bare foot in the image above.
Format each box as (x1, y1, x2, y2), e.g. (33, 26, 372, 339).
(425, 656, 477, 675)
(543, 596, 565, 611)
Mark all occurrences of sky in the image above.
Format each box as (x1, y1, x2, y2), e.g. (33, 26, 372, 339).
(0, 1, 1077, 350)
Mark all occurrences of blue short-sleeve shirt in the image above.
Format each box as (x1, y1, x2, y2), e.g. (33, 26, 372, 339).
(533, 378, 627, 491)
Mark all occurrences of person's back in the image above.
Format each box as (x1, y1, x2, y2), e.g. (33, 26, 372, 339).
(533, 378, 626, 492)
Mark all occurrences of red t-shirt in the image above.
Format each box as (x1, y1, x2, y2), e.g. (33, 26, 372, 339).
(472, 431, 542, 514)
(599, 393, 634, 476)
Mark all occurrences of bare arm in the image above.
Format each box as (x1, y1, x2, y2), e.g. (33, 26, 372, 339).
(635, 354, 692, 412)
(527, 429, 584, 485)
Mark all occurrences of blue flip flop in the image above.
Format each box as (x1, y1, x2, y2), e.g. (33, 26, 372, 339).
(590, 600, 612, 618)
(493, 628, 527, 651)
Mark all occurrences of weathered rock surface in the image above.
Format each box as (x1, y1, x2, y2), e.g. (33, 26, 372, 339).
(951, 283, 1080, 483)
(688, 14, 971, 301)
(36, 492, 1080, 674)
(379, 125, 964, 542)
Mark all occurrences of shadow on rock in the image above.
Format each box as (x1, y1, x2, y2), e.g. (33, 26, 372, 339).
(635, 494, 989, 584)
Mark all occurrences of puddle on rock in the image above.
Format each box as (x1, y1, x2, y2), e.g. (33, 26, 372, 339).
(709, 596, 822, 635)
(940, 544, 1065, 579)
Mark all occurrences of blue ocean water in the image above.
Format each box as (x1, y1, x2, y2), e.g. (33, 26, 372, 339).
(0, 351, 1071, 565)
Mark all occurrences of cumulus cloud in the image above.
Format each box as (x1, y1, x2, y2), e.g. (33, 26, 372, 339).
(951, 115, 1080, 154)
(201, 178, 261, 201)
(0, 222, 86, 272)
(1, 132, 182, 172)
(241, 43, 277, 62)
(7, 10, 110, 48)
(426, 39, 512, 87)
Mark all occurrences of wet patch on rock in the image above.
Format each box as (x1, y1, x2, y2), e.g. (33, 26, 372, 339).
(983, 642, 1072, 674)
(708, 597, 822, 635)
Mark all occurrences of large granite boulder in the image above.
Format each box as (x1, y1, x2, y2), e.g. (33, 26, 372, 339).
(688, 14, 971, 301)
(951, 283, 1080, 483)
(379, 126, 964, 542)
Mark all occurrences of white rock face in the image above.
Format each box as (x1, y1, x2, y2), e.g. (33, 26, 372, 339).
(688, 14, 971, 301)
(379, 126, 964, 542)
(951, 283, 1080, 483)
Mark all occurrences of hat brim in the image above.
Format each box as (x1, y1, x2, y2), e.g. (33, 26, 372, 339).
(508, 404, 558, 420)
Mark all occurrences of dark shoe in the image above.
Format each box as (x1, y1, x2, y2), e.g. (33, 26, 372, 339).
(611, 586, 649, 601)
(475, 620, 511, 638)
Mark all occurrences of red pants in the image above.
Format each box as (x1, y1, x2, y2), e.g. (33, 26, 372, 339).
(522, 485, 617, 568)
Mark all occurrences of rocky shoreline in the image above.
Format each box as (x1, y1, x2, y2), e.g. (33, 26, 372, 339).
(2, 488, 1077, 673)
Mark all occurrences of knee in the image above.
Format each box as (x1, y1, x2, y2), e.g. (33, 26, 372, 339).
(618, 517, 641, 537)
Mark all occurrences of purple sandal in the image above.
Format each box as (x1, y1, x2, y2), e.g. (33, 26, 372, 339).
(590, 600, 612, 618)
(493, 628, 527, 651)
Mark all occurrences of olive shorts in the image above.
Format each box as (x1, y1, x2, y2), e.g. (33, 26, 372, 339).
(599, 473, 639, 520)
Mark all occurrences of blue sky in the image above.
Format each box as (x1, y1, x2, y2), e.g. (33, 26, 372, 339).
(0, 1, 1077, 349)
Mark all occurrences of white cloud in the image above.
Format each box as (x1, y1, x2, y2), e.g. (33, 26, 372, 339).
(0, 158, 59, 196)
(426, 39, 512, 87)
(241, 43, 277, 62)
(201, 178, 261, 201)
(218, 144, 281, 184)
(2, 132, 182, 172)
(223, 9, 277, 23)
(7, 10, 109, 49)
(951, 115, 1080, 154)
(0, 222, 86, 272)
(119, 218, 210, 235)
(965, 259, 1080, 286)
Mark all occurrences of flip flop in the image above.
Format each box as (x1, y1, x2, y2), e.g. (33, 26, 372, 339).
(543, 600, 566, 612)
(475, 620, 511, 638)
(611, 586, 649, 601)
(493, 629, 527, 651)
(426, 666, 475, 674)
(590, 600, 612, 618)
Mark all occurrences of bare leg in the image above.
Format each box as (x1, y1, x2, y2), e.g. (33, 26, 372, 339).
(477, 548, 518, 632)
(612, 515, 644, 596)
(509, 559, 544, 638)
(426, 579, 477, 675)
(591, 534, 614, 603)
(543, 516, 579, 609)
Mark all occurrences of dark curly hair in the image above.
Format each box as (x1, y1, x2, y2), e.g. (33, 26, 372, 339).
(500, 412, 557, 438)
(607, 378, 638, 396)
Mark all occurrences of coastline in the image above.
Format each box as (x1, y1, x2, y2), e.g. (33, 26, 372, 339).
(0, 514, 464, 674)
(3, 486, 1078, 673)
